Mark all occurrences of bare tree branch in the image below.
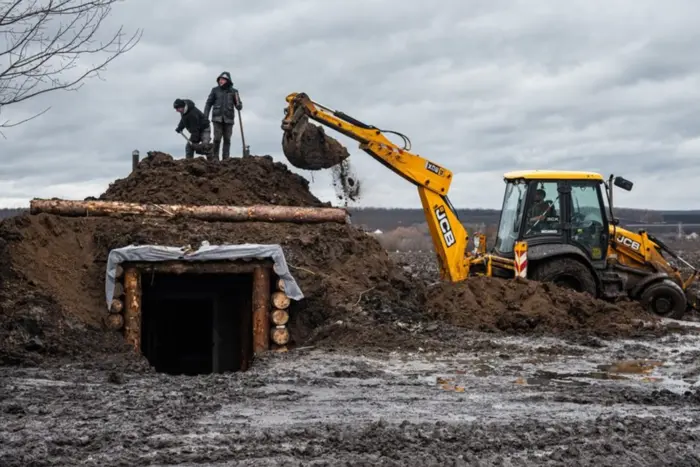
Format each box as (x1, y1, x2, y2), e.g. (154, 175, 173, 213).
(0, 0, 142, 129)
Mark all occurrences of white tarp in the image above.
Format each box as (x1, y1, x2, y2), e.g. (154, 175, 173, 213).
(104, 241, 304, 308)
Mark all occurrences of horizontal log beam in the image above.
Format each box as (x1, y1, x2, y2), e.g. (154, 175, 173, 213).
(125, 260, 273, 275)
(29, 199, 349, 224)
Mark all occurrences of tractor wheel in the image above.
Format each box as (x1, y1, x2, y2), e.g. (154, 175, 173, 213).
(529, 257, 597, 297)
(639, 279, 687, 320)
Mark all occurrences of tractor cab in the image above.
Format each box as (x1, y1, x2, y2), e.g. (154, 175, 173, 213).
(492, 170, 615, 267)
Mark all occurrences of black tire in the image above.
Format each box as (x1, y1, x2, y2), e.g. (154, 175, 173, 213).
(639, 279, 687, 320)
(529, 257, 598, 297)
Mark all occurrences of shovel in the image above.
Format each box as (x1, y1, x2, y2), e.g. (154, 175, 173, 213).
(179, 131, 213, 156)
(236, 108, 251, 157)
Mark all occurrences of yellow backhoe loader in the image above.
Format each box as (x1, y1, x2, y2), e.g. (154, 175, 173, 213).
(280, 92, 700, 319)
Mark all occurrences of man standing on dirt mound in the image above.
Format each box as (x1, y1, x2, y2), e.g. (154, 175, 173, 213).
(203, 71, 243, 160)
(174, 98, 212, 160)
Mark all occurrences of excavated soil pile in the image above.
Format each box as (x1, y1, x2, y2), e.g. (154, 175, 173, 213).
(427, 277, 660, 339)
(0, 152, 422, 366)
(0, 151, 675, 367)
(98, 151, 327, 207)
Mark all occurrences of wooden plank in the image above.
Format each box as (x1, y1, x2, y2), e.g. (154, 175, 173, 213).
(125, 260, 273, 275)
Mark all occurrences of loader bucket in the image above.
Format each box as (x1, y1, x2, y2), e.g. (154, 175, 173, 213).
(281, 114, 350, 170)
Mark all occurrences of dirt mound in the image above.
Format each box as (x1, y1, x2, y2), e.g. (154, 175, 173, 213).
(0, 152, 681, 367)
(426, 277, 659, 339)
(98, 152, 327, 207)
(2, 153, 419, 366)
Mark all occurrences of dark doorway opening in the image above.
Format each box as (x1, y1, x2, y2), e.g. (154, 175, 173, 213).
(140, 272, 253, 375)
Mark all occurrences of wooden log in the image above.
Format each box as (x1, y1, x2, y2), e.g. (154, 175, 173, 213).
(252, 266, 271, 354)
(271, 326, 290, 346)
(109, 298, 124, 314)
(113, 282, 124, 298)
(276, 278, 286, 292)
(123, 267, 142, 352)
(104, 313, 124, 331)
(29, 199, 349, 224)
(271, 308, 289, 326)
(271, 291, 290, 310)
(130, 260, 273, 275)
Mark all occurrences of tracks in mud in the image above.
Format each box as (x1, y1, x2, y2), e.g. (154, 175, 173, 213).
(2, 331, 700, 466)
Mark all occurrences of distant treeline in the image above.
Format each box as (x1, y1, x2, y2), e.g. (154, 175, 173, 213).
(348, 207, 700, 231)
(0, 208, 23, 219)
(4, 206, 697, 230)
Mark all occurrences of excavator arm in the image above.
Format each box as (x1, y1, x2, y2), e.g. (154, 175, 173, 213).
(281, 92, 470, 281)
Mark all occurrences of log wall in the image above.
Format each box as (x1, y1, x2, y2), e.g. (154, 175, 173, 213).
(109, 260, 292, 363)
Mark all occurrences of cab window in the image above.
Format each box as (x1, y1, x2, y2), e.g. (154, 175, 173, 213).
(494, 180, 528, 253)
(569, 181, 606, 258)
(523, 181, 562, 238)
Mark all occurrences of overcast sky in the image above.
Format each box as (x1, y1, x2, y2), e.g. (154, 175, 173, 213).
(2, 0, 700, 210)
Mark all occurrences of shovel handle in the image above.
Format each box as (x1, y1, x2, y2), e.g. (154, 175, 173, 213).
(237, 108, 248, 156)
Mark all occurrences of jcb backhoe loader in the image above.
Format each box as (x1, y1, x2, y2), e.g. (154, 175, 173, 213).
(280, 92, 700, 319)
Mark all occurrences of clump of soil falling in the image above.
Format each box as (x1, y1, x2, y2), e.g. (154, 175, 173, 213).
(0, 152, 677, 367)
(331, 159, 361, 206)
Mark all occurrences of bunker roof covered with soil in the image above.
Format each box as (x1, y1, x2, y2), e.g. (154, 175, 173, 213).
(0, 151, 672, 369)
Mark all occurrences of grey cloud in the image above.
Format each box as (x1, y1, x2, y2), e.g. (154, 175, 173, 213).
(1, 0, 700, 209)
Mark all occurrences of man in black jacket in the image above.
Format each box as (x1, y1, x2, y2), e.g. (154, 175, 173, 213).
(174, 98, 212, 159)
(203, 71, 242, 160)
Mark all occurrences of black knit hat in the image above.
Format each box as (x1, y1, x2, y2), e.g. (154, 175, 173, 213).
(173, 98, 185, 109)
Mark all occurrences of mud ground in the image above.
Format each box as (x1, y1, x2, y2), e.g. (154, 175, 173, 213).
(3, 153, 700, 465)
(3, 325, 700, 466)
(2, 250, 700, 466)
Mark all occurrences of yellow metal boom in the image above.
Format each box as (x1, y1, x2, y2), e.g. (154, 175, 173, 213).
(282, 92, 470, 281)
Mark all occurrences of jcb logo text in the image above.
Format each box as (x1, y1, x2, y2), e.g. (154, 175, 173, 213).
(425, 161, 444, 176)
(435, 206, 456, 247)
(616, 235, 640, 251)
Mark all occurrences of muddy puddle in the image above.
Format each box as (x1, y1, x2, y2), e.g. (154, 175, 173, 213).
(3, 331, 700, 466)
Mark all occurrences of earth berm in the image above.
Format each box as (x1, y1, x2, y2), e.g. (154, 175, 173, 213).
(2, 151, 700, 466)
(0, 152, 679, 369)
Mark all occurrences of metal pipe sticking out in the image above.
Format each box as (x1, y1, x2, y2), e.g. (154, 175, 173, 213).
(132, 149, 140, 171)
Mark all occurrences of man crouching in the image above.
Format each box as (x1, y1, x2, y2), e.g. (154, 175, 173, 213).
(174, 98, 212, 160)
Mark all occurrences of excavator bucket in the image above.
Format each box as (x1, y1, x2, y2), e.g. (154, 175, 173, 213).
(281, 113, 350, 170)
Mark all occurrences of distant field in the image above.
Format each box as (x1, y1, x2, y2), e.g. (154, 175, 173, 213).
(3, 206, 700, 232)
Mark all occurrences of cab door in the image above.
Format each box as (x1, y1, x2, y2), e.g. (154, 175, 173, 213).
(519, 180, 567, 247)
(562, 180, 609, 265)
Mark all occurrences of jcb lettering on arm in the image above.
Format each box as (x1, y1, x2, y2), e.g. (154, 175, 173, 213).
(435, 206, 456, 247)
